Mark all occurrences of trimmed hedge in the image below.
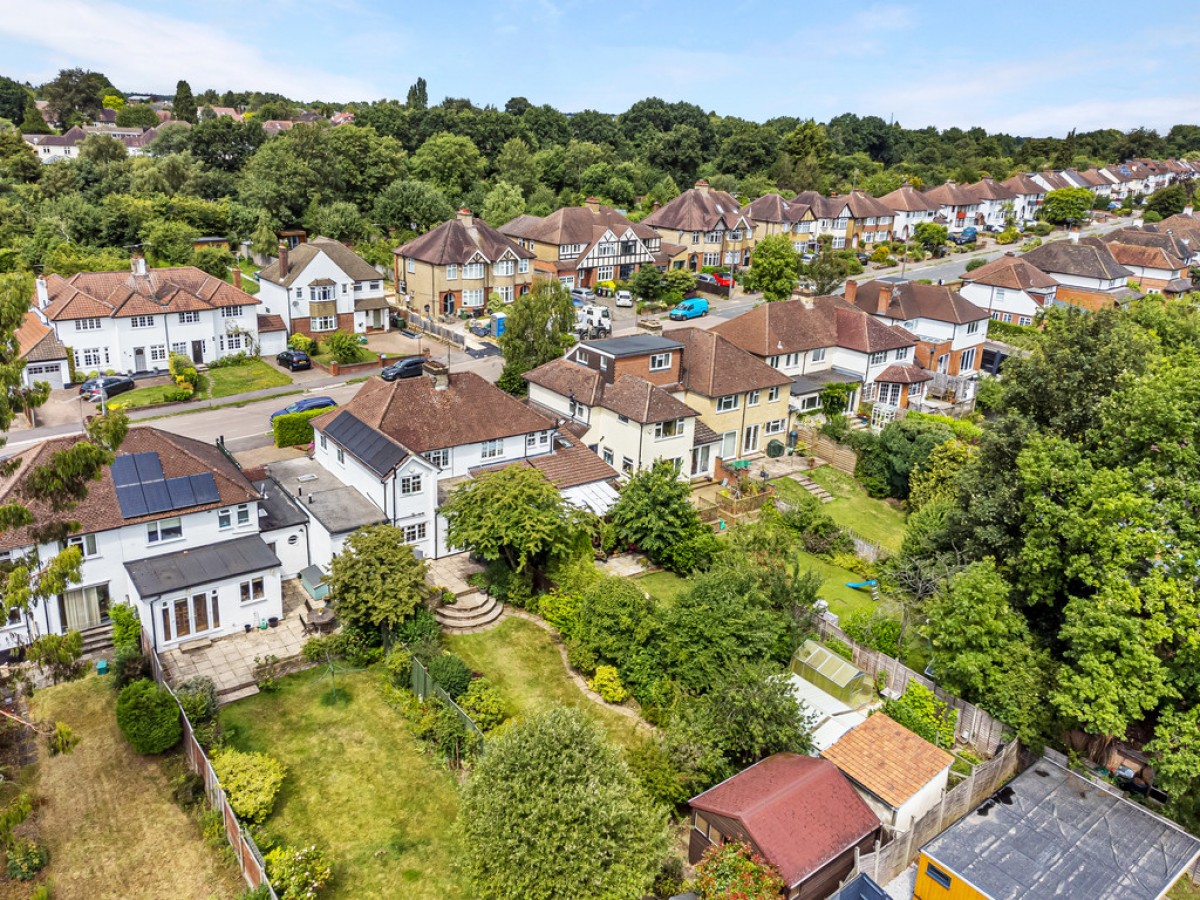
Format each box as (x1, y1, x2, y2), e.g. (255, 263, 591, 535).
(272, 407, 330, 447)
(211, 749, 286, 825)
(116, 679, 181, 754)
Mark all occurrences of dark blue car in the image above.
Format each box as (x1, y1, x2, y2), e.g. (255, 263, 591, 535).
(269, 396, 336, 423)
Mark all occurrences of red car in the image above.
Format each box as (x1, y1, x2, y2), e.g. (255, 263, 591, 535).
(711, 272, 734, 287)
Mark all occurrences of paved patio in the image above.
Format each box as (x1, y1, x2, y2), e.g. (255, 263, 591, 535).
(161, 578, 314, 699)
(426, 552, 484, 598)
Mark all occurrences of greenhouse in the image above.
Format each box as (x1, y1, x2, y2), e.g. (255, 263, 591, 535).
(790, 639, 874, 707)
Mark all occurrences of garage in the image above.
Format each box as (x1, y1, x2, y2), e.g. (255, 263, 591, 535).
(25, 362, 66, 390)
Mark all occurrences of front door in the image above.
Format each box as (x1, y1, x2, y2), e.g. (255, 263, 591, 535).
(58, 584, 111, 632)
(372, 309, 384, 329)
(133, 347, 146, 371)
(443, 293, 456, 317)
(191, 340, 205, 364)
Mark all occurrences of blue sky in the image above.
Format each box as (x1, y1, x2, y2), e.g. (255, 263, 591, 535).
(3, 0, 1199, 137)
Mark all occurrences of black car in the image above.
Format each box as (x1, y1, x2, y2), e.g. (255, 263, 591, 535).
(380, 356, 425, 381)
(276, 349, 312, 371)
(80, 375, 136, 401)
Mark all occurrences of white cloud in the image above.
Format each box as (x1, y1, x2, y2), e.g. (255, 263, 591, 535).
(0, 0, 379, 100)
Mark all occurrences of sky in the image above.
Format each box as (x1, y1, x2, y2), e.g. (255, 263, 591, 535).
(3, 0, 1200, 137)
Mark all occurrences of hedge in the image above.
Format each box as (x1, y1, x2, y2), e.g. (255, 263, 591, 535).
(272, 407, 330, 447)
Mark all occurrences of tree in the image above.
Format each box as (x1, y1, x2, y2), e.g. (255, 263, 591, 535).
(806, 239, 847, 296)
(1041, 187, 1093, 225)
(578, 576, 659, 667)
(496, 280, 575, 391)
(480, 181, 524, 227)
(42, 68, 109, 126)
(647, 124, 705, 186)
(881, 685, 956, 749)
(18, 94, 50, 134)
(609, 460, 707, 570)
(189, 117, 266, 172)
(115, 103, 158, 129)
(913, 221, 948, 252)
(305, 200, 366, 243)
(1144, 184, 1187, 219)
(743, 234, 800, 302)
(441, 466, 582, 575)
(172, 80, 197, 124)
(405, 77, 428, 111)
(328, 524, 428, 636)
(250, 211, 278, 258)
(495, 137, 540, 196)
(372, 178, 454, 234)
(410, 132, 485, 198)
(908, 438, 976, 512)
(694, 841, 785, 900)
(459, 708, 668, 900)
(629, 266, 664, 303)
(0, 76, 28, 124)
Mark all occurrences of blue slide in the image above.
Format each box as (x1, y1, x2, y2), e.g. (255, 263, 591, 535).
(845, 580, 878, 590)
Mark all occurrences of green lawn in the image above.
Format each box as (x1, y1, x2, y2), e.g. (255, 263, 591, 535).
(313, 344, 377, 367)
(447, 616, 644, 749)
(784, 466, 908, 552)
(117, 358, 292, 409)
(635, 571, 690, 605)
(233, 259, 261, 295)
(220, 668, 468, 899)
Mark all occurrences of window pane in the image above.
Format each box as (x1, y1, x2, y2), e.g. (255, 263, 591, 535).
(174, 598, 192, 638)
(192, 592, 209, 632)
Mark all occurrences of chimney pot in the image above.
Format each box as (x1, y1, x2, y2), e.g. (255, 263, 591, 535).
(131, 254, 147, 277)
(457, 208, 473, 222)
(278, 240, 290, 278)
(844, 280, 858, 305)
(694, 180, 709, 191)
(1184, 205, 1194, 216)
(877, 282, 894, 316)
(585, 197, 600, 208)
(232, 266, 243, 289)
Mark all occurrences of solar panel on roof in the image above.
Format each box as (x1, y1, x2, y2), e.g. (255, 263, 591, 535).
(165, 476, 196, 508)
(188, 473, 219, 504)
(115, 483, 149, 518)
(141, 478, 172, 514)
(132, 452, 165, 483)
(111, 455, 140, 487)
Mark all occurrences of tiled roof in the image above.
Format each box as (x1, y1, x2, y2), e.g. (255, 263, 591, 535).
(15, 311, 68, 362)
(844, 190, 894, 218)
(500, 202, 657, 246)
(690, 754, 879, 889)
(259, 236, 381, 287)
(643, 182, 746, 232)
(742, 193, 805, 224)
(1105, 241, 1184, 271)
(476, 431, 618, 489)
(923, 181, 976, 207)
(875, 364, 932, 385)
(878, 185, 940, 213)
(667, 326, 790, 398)
(524, 359, 697, 424)
(1001, 173, 1046, 195)
(1022, 237, 1132, 282)
(821, 713, 953, 808)
(397, 214, 534, 266)
(40, 266, 258, 322)
(1104, 227, 1194, 260)
(964, 177, 1017, 201)
(313, 370, 554, 453)
(854, 279, 990, 325)
(0, 427, 259, 551)
(962, 255, 1058, 291)
(712, 294, 915, 356)
(789, 190, 851, 220)
(256, 313, 287, 333)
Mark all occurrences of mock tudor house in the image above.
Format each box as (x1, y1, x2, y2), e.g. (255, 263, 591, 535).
(396, 209, 534, 316)
(960, 253, 1058, 325)
(257, 236, 389, 337)
(643, 180, 755, 270)
(0, 428, 286, 656)
(15, 310, 70, 390)
(500, 199, 659, 289)
(878, 184, 940, 242)
(34, 258, 261, 373)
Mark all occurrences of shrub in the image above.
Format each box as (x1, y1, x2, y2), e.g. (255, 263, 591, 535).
(383, 647, 413, 687)
(109, 602, 141, 652)
(112, 645, 151, 690)
(272, 407, 330, 447)
(458, 678, 507, 732)
(566, 639, 598, 676)
(824, 638, 853, 661)
(172, 770, 206, 808)
(427, 653, 472, 699)
(1030, 221, 1053, 236)
(694, 840, 784, 900)
(995, 226, 1020, 244)
(116, 679, 181, 754)
(162, 386, 195, 402)
(47, 720, 79, 756)
(328, 626, 384, 667)
(589, 665, 628, 703)
(211, 749, 286, 825)
(394, 607, 442, 658)
(6, 838, 48, 881)
(842, 610, 901, 657)
(208, 351, 255, 369)
(26, 631, 83, 683)
(882, 683, 957, 749)
(177, 675, 220, 744)
(325, 331, 361, 364)
(964, 257, 987, 272)
(537, 590, 581, 639)
(264, 845, 332, 900)
(238, 887, 273, 900)
(287, 333, 315, 354)
(168, 352, 206, 397)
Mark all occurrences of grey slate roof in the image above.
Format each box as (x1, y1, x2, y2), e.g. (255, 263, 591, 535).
(125, 534, 279, 597)
(252, 478, 310, 532)
(578, 334, 684, 358)
(921, 760, 1200, 900)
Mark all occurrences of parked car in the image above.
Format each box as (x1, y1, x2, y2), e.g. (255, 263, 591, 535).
(695, 273, 719, 286)
(855, 252, 871, 264)
(615, 290, 634, 307)
(669, 298, 709, 320)
(276, 349, 312, 371)
(269, 396, 337, 422)
(380, 356, 425, 381)
(570, 287, 595, 306)
(800, 253, 816, 264)
(950, 227, 978, 245)
(80, 375, 135, 401)
(712, 272, 733, 287)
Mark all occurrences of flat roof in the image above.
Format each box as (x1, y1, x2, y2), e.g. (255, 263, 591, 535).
(922, 759, 1200, 900)
(125, 534, 279, 597)
(267, 457, 387, 535)
(253, 477, 310, 531)
(578, 334, 683, 357)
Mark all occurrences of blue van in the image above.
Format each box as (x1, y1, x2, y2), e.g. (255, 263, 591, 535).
(669, 298, 709, 320)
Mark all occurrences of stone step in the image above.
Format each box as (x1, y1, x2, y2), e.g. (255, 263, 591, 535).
(436, 600, 505, 633)
(218, 684, 260, 705)
(791, 474, 834, 503)
(439, 607, 507, 635)
(437, 590, 493, 614)
(434, 594, 500, 625)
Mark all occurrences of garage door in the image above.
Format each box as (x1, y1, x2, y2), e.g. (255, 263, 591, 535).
(25, 363, 64, 390)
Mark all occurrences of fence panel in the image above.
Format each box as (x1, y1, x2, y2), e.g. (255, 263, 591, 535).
(408, 312, 467, 348)
(410, 653, 484, 742)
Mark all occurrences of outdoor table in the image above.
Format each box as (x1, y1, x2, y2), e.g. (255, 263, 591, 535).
(309, 606, 335, 632)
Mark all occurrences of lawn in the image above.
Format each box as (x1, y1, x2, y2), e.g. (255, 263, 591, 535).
(26, 675, 242, 900)
(232, 260, 260, 295)
(220, 667, 468, 899)
(635, 570, 690, 605)
(118, 358, 292, 408)
(1170, 876, 1200, 899)
(313, 344, 377, 367)
(447, 616, 644, 750)
(802, 466, 908, 552)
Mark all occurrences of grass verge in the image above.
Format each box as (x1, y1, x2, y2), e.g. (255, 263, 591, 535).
(118, 358, 292, 409)
(220, 667, 468, 899)
(29, 675, 242, 900)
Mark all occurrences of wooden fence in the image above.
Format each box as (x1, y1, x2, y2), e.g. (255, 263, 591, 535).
(812, 616, 1009, 756)
(850, 741, 1023, 885)
(410, 653, 484, 743)
(794, 426, 859, 474)
(407, 311, 467, 349)
(145, 636, 280, 898)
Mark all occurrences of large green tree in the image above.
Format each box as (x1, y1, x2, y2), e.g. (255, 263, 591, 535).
(172, 80, 197, 124)
(1040, 187, 1093, 225)
(0, 76, 28, 124)
(42, 68, 110, 126)
(743, 234, 800, 302)
(459, 708, 668, 900)
(608, 459, 708, 571)
(372, 178, 453, 234)
(409, 131, 484, 198)
(496, 280, 575, 393)
(328, 524, 428, 635)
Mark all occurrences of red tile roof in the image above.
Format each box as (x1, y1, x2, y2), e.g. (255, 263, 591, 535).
(690, 754, 879, 888)
(712, 294, 915, 356)
(876, 364, 932, 385)
(962, 255, 1058, 291)
(666, 326, 791, 398)
(822, 714, 953, 808)
(524, 358, 697, 424)
(40, 266, 258, 322)
(15, 311, 68, 362)
(643, 182, 747, 232)
(854, 280, 989, 325)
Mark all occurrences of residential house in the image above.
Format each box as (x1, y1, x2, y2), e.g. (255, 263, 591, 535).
(0, 427, 285, 655)
(959, 253, 1058, 325)
(1101, 163, 1148, 200)
(921, 181, 980, 235)
(688, 753, 881, 900)
(257, 235, 389, 337)
(1104, 240, 1192, 295)
(1075, 167, 1114, 202)
(878, 184, 941, 242)
(500, 198, 660, 289)
(16, 310, 70, 390)
(965, 178, 1017, 231)
(914, 758, 1200, 900)
(35, 257, 262, 372)
(1107, 224, 1198, 266)
(23, 132, 81, 163)
(199, 106, 243, 122)
(643, 180, 755, 269)
(711, 293, 920, 416)
(1000, 173, 1047, 225)
(787, 191, 891, 250)
(524, 335, 707, 478)
(395, 208, 535, 316)
(843, 189, 895, 248)
(1021, 236, 1137, 310)
(24, 124, 178, 161)
(850, 278, 989, 404)
(742, 194, 818, 252)
(821, 713, 953, 833)
(667, 326, 793, 463)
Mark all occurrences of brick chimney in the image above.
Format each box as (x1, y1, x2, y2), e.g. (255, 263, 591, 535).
(694, 180, 709, 192)
(423, 359, 450, 390)
(231, 266, 242, 289)
(876, 282, 893, 315)
(457, 207, 473, 223)
(278, 240, 290, 279)
(34, 276, 49, 310)
(844, 280, 858, 305)
(585, 197, 601, 210)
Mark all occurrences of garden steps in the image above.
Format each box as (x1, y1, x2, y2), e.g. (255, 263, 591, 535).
(789, 473, 834, 503)
(434, 591, 505, 633)
(79, 623, 115, 657)
(219, 684, 260, 705)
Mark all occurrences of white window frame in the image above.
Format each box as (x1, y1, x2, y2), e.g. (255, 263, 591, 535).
(399, 474, 422, 495)
(75, 318, 103, 331)
(480, 439, 503, 460)
(130, 315, 155, 328)
(765, 419, 786, 435)
(768, 386, 781, 402)
(463, 289, 485, 308)
(66, 533, 99, 558)
(463, 262, 485, 279)
(517, 259, 529, 273)
(747, 390, 760, 407)
(150, 345, 168, 363)
(406, 258, 416, 274)
(716, 394, 739, 412)
(401, 522, 427, 543)
(493, 260, 515, 277)
(649, 352, 671, 372)
(654, 418, 685, 440)
(240, 577, 266, 604)
(146, 516, 183, 544)
(221, 305, 244, 318)
(445, 264, 457, 280)
(178, 311, 200, 324)
(312, 316, 337, 332)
